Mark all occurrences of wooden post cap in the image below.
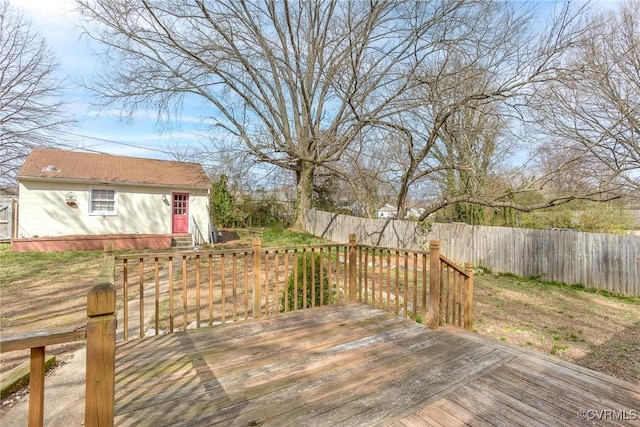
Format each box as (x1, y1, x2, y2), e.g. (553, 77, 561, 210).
(87, 283, 116, 317)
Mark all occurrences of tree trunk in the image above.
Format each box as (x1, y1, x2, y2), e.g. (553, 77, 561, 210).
(293, 161, 315, 230)
(395, 176, 410, 220)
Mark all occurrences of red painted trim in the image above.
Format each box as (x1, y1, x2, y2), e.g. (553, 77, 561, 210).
(11, 234, 173, 252)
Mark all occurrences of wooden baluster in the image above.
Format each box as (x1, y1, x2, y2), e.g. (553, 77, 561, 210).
(154, 257, 160, 335)
(233, 253, 238, 321)
(221, 253, 226, 323)
(168, 256, 174, 332)
(274, 250, 280, 314)
(122, 259, 128, 341)
(252, 238, 262, 318)
(283, 251, 290, 312)
(394, 250, 400, 315)
(421, 252, 427, 325)
(464, 263, 474, 331)
(263, 251, 269, 315)
(182, 255, 188, 330)
(403, 251, 409, 318)
(139, 258, 144, 337)
(293, 250, 299, 310)
(386, 250, 391, 311)
(310, 249, 315, 308)
(412, 252, 418, 320)
(208, 254, 214, 326)
(363, 248, 369, 304)
(327, 247, 333, 305)
(358, 247, 363, 303)
(378, 250, 383, 309)
(302, 249, 308, 308)
(195, 254, 201, 328)
(244, 252, 249, 319)
(319, 248, 324, 306)
(28, 346, 45, 427)
(428, 241, 440, 329)
(348, 235, 357, 302)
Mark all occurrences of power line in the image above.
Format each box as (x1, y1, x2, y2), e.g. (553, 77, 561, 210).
(60, 130, 178, 156)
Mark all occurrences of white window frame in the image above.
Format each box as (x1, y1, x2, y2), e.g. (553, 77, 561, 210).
(89, 187, 118, 215)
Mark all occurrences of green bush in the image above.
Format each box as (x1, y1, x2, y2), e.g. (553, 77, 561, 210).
(281, 251, 330, 311)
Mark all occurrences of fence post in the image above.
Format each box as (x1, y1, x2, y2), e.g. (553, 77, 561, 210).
(85, 283, 116, 427)
(253, 237, 262, 318)
(348, 234, 357, 302)
(428, 240, 441, 329)
(464, 263, 474, 331)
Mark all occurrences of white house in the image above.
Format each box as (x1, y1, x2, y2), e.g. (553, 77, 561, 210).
(377, 204, 397, 219)
(377, 204, 425, 220)
(13, 148, 211, 251)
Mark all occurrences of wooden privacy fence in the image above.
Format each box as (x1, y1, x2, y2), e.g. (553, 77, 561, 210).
(304, 209, 640, 296)
(115, 236, 473, 341)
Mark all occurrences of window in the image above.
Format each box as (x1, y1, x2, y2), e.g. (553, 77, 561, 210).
(90, 188, 117, 215)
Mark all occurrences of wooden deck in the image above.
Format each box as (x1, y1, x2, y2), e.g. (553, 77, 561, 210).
(114, 303, 640, 426)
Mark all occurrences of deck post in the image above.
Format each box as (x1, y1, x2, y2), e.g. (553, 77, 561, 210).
(85, 283, 116, 427)
(428, 241, 440, 329)
(464, 263, 474, 331)
(348, 234, 357, 302)
(253, 237, 262, 318)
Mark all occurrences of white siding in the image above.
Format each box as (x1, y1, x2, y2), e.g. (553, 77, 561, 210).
(189, 191, 210, 239)
(18, 180, 209, 238)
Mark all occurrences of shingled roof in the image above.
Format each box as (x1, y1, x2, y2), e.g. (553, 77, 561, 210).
(18, 148, 210, 189)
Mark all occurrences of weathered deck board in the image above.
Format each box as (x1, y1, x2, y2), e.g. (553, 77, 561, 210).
(114, 304, 640, 427)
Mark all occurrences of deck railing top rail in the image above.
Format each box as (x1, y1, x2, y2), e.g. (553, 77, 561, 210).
(113, 242, 345, 260)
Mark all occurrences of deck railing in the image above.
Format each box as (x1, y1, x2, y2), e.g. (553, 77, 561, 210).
(115, 236, 473, 341)
(0, 236, 471, 426)
(0, 283, 116, 427)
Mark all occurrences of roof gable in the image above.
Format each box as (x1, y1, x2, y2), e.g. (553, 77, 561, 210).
(18, 148, 211, 189)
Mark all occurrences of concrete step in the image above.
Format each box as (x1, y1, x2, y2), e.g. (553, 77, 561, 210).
(171, 234, 192, 250)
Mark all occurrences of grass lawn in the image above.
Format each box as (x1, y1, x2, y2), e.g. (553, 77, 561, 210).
(473, 273, 639, 384)
(1, 231, 638, 384)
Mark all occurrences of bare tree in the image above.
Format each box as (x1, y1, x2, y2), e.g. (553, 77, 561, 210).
(427, 69, 511, 223)
(390, 1, 622, 222)
(539, 2, 640, 195)
(75, 0, 512, 228)
(0, 1, 68, 190)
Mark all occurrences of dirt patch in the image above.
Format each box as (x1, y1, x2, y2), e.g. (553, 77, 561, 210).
(472, 272, 640, 384)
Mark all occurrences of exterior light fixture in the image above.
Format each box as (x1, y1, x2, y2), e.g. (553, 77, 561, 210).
(65, 192, 78, 207)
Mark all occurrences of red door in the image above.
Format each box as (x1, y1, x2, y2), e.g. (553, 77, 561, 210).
(172, 193, 189, 233)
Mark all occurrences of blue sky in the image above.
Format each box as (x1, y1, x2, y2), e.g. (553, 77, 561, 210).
(16, 0, 215, 162)
(15, 0, 622, 168)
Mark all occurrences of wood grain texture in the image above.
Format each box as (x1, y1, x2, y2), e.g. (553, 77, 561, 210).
(0, 326, 86, 353)
(114, 304, 640, 427)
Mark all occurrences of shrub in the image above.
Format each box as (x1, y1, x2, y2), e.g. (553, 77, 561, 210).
(282, 251, 330, 311)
